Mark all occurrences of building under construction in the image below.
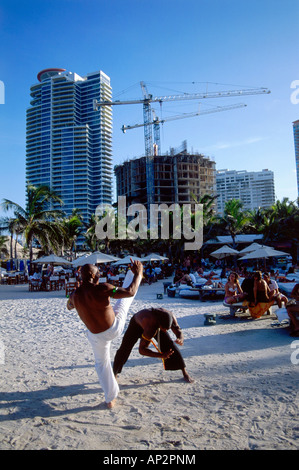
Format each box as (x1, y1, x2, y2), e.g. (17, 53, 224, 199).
(114, 141, 216, 210)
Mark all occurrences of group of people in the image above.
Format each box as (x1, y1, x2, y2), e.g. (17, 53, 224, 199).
(223, 270, 299, 335)
(224, 270, 288, 307)
(66, 257, 299, 409)
(67, 259, 193, 409)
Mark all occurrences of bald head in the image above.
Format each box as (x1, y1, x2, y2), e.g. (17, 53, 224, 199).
(81, 264, 100, 283)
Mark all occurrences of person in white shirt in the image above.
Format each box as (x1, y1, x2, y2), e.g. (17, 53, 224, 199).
(263, 272, 288, 308)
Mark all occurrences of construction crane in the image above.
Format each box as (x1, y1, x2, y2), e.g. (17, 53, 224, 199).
(93, 82, 270, 156)
(121, 103, 247, 156)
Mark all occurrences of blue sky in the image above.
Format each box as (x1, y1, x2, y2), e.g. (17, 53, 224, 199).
(0, 0, 298, 215)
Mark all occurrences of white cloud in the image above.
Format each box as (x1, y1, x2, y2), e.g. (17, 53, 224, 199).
(202, 136, 265, 152)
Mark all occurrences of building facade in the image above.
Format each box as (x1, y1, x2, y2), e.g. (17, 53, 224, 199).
(26, 68, 113, 224)
(216, 169, 275, 215)
(114, 148, 216, 211)
(293, 120, 299, 197)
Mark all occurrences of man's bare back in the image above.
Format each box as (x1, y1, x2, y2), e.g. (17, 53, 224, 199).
(67, 261, 143, 334)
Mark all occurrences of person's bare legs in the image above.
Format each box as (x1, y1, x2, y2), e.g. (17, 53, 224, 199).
(182, 368, 194, 383)
(105, 268, 142, 408)
(107, 398, 117, 409)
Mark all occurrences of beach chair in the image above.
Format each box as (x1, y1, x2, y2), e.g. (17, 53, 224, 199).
(29, 279, 41, 291)
(109, 276, 119, 286)
(7, 274, 17, 285)
(65, 278, 77, 297)
(49, 276, 59, 291)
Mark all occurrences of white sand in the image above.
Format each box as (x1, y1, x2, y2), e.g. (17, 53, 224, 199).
(0, 278, 298, 451)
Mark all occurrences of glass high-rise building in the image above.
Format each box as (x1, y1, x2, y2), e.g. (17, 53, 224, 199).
(293, 120, 299, 198)
(26, 68, 113, 225)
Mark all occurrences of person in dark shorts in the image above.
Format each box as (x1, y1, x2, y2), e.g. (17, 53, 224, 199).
(113, 307, 193, 382)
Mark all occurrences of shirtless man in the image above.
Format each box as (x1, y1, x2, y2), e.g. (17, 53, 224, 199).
(253, 271, 270, 305)
(287, 283, 299, 337)
(67, 259, 143, 408)
(113, 307, 193, 383)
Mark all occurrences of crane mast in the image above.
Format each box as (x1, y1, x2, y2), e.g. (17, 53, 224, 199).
(121, 103, 247, 155)
(140, 81, 154, 159)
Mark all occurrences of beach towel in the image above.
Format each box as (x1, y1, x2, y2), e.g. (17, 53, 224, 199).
(243, 300, 274, 319)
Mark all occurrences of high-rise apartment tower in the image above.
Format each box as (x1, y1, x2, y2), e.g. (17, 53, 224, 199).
(26, 68, 113, 224)
(216, 168, 275, 215)
(293, 120, 299, 197)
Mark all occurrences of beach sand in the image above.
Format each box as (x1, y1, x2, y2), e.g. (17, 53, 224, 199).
(0, 278, 298, 451)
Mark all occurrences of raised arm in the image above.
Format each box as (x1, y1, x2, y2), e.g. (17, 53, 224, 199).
(112, 260, 143, 299)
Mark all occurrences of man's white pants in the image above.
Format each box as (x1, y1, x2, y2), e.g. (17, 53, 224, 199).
(86, 270, 140, 403)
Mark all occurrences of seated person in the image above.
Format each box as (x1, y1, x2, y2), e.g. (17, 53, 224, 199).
(224, 272, 244, 304)
(145, 266, 156, 284)
(173, 268, 184, 284)
(176, 273, 194, 286)
(241, 273, 255, 303)
(263, 272, 288, 308)
(29, 270, 42, 282)
(287, 283, 299, 337)
(253, 271, 270, 305)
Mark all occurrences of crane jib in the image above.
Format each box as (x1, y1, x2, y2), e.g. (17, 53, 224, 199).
(94, 88, 270, 107)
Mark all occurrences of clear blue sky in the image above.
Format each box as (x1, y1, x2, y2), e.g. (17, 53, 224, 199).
(0, 0, 298, 215)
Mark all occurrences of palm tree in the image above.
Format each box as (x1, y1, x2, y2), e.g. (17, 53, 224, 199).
(1, 184, 65, 264)
(0, 235, 9, 257)
(220, 199, 250, 248)
(60, 209, 83, 258)
(265, 198, 299, 261)
(84, 214, 101, 252)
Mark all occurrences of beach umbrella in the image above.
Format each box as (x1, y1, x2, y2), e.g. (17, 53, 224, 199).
(144, 253, 169, 262)
(32, 254, 72, 265)
(72, 253, 90, 267)
(112, 255, 144, 266)
(75, 251, 120, 266)
(238, 243, 272, 254)
(238, 246, 289, 261)
(210, 245, 239, 259)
